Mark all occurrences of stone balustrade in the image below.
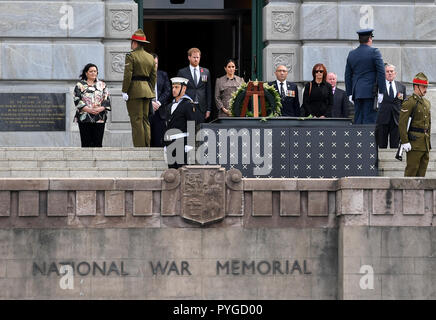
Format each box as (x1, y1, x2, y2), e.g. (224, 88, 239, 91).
(0, 166, 435, 228)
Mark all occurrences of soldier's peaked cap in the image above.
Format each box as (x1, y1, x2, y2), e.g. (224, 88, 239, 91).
(356, 28, 374, 37)
(171, 77, 189, 85)
(130, 29, 150, 43)
(413, 72, 429, 86)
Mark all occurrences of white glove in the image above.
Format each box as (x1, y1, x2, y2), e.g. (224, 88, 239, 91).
(377, 93, 384, 104)
(122, 92, 129, 101)
(401, 143, 412, 152)
(348, 95, 353, 103)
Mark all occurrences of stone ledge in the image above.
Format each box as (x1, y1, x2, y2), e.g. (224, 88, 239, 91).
(0, 172, 434, 228)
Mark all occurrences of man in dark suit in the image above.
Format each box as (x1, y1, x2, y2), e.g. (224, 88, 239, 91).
(149, 53, 171, 147)
(164, 77, 198, 169)
(345, 28, 386, 124)
(375, 64, 407, 148)
(326, 72, 352, 118)
(268, 65, 300, 117)
(177, 48, 211, 123)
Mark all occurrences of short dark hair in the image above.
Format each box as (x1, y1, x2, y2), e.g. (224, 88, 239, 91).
(359, 35, 372, 44)
(79, 63, 98, 80)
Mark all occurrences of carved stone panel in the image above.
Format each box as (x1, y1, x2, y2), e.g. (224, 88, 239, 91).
(104, 45, 130, 81)
(263, 4, 299, 41)
(105, 3, 138, 39)
(180, 165, 226, 225)
(263, 45, 300, 82)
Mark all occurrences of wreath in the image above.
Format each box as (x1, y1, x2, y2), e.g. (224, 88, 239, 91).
(229, 82, 282, 118)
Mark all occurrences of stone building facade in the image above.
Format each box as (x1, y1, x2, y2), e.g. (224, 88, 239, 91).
(0, 0, 138, 147)
(0, 0, 436, 146)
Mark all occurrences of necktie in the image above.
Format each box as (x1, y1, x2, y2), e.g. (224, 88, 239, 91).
(193, 68, 198, 85)
(280, 82, 285, 98)
(389, 81, 394, 98)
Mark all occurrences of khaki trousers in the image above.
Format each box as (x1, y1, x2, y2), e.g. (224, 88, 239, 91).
(127, 98, 151, 147)
(405, 150, 429, 177)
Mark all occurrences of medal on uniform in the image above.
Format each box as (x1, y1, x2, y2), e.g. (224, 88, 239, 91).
(289, 90, 295, 97)
(201, 74, 208, 82)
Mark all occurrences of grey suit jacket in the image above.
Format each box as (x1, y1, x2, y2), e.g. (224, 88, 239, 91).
(177, 66, 212, 115)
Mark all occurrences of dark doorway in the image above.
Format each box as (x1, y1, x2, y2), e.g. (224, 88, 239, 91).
(143, 7, 251, 121)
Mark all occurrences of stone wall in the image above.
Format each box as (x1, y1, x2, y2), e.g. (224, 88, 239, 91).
(263, 1, 436, 129)
(0, 167, 435, 299)
(0, 0, 138, 147)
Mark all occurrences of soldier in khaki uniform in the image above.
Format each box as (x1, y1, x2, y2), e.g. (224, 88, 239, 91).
(122, 29, 156, 147)
(398, 72, 431, 177)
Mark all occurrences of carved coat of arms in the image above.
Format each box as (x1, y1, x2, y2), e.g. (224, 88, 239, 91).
(180, 166, 225, 225)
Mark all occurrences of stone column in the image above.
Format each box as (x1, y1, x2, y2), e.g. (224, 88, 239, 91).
(263, 1, 301, 85)
(104, 0, 138, 147)
(0, 0, 137, 147)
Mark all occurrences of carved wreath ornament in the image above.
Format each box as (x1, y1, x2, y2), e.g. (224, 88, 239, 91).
(273, 54, 293, 75)
(111, 11, 130, 31)
(272, 12, 295, 33)
(111, 53, 125, 73)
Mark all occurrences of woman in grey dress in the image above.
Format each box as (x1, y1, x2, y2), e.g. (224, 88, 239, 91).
(215, 59, 245, 117)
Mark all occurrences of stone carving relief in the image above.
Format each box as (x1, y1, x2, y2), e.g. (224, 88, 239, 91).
(181, 166, 226, 225)
(111, 10, 131, 32)
(273, 53, 294, 75)
(111, 53, 126, 73)
(272, 11, 295, 33)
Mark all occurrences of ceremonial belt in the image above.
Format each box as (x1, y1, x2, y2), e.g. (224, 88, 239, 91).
(409, 127, 429, 134)
(132, 76, 151, 81)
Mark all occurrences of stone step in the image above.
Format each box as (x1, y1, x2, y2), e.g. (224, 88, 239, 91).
(0, 159, 168, 169)
(0, 168, 165, 178)
(0, 147, 165, 161)
(0, 147, 167, 178)
(378, 148, 436, 177)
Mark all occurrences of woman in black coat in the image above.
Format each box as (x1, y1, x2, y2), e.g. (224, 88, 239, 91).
(302, 63, 333, 118)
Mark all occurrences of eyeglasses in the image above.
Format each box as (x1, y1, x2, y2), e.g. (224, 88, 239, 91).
(315, 70, 324, 74)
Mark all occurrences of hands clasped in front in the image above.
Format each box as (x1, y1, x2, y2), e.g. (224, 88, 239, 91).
(85, 106, 105, 115)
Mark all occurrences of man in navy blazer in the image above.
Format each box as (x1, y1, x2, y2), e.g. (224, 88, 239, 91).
(177, 48, 211, 123)
(375, 63, 407, 148)
(345, 28, 386, 124)
(149, 53, 171, 147)
(268, 65, 300, 117)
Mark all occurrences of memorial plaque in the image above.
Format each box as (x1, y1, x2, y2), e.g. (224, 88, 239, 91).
(0, 93, 66, 131)
(180, 166, 226, 225)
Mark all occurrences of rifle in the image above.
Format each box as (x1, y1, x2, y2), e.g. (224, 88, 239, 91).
(395, 100, 419, 161)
